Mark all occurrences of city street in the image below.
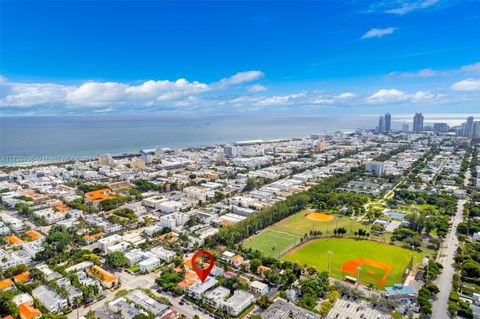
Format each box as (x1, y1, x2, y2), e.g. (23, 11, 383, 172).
(68, 270, 210, 319)
(431, 167, 470, 318)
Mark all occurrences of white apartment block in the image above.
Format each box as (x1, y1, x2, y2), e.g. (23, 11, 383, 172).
(158, 201, 184, 213)
(142, 196, 165, 210)
(365, 161, 385, 175)
(203, 286, 230, 308)
(151, 246, 175, 262)
(222, 290, 254, 317)
(159, 212, 188, 229)
(188, 277, 217, 299)
(250, 280, 269, 296)
(97, 234, 123, 251)
(33, 208, 65, 224)
(32, 285, 68, 313)
(138, 256, 161, 273)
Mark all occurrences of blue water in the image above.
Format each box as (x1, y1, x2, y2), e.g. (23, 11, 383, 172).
(0, 114, 378, 165)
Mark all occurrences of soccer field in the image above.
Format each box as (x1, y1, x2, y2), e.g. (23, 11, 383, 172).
(282, 238, 423, 287)
(243, 229, 301, 257)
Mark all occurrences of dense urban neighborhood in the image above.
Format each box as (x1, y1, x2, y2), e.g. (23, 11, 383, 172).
(1, 114, 479, 319)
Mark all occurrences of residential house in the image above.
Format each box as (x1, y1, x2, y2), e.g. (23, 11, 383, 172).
(32, 285, 68, 313)
(188, 277, 217, 299)
(87, 265, 118, 289)
(56, 277, 83, 305)
(203, 286, 230, 309)
(138, 257, 160, 273)
(18, 303, 41, 319)
(126, 290, 169, 317)
(0, 279, 14, 291)
(250, 280, 269, 296)
(222, 290, 254, 317)
(84, 188, 114, 208)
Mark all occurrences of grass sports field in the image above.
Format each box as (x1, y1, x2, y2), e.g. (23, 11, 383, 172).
(243, 229, 301, 257)
(242, 210, 371, 257)
(272, 210, 370, 236)
(282, 238, 423, 287)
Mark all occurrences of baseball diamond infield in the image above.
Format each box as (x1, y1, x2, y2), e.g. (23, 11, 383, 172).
(305, 211, 335, 221)
(282, 238, 422, 287)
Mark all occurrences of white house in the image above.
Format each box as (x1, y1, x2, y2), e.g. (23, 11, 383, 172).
(32, 285, 68, 313)
(203, 286, 230, 309)
(188, 277, 217, 299)
(151, 247, 175, 262)
(159, 212, 188, 229)
(473, 232, 480, 241)
(142, 196, 165, 210)
(124, 248, 144, 265)
(222, 290, 254, 317)
(158, 201, 183, 213)
(97, 234, 123, 251)
(250, 280, 269, 296)
(138, 257, 161, 273)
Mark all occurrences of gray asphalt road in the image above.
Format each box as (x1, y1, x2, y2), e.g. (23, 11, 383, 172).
(431, 166, 470, 318)
(68, 270, 210, 319)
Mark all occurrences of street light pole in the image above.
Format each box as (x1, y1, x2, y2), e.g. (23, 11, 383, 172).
(328, 251, 333, 275)
(357, 267, 362, 284)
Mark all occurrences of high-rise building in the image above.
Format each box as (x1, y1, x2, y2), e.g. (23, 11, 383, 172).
(384, 113, 391, 132)
(455, 122, 467, 136)
(223, 145, 235, 158)
(154, 147, 164, 159)
(377, 116, 385, 133)
(466, 116, 474, 137)
(401, 122, 409, 133)
(365, 161, 385, 175)
(433, 123, 449, 135)
(98, 154, 115, 166)
(315, 138, 326, 153)
(413, 113, 424, 134)
(473, 121, 480, 139)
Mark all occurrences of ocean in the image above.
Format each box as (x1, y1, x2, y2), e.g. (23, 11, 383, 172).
(0, 114, 475, 165)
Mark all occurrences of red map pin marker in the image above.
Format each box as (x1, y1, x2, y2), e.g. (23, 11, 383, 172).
(191, 250, 214, 283)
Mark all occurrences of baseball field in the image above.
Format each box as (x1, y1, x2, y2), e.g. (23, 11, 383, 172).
(282, 238, 422, 287)
(242, 209, 371, 257)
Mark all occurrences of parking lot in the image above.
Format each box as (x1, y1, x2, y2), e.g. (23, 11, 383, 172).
(327, 297, 390, 319)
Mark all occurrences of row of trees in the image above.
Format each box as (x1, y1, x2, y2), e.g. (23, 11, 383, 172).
(207, 168, 364, 247)
(393, 190, 457, 216)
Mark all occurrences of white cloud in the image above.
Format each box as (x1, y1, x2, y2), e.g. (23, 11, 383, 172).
(386, 68, 438, 79)
(213, 70, 264, 88)
(0, 71, 263, 108)
(460, 62, 480, 74)
(367, 89, 407, 103)
(385, 0, 440, 15)
(0, 81, 72, 108)
(367, 89, 437, 104)
(451, 78, 480, 91)
(361, 27, 396, 39)
(1, 74, 476, 114)
(247, 84, 267, 92)
(386, 62, 480, 79)
(410, 90, 436, 101)
(337, 92, 357, 99)
(94, 107, 113, 113)
(255, 96, 290, 106)
(313, 92, 358, 105)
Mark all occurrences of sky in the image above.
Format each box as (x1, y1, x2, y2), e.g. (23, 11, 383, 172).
(0, 0, 479, 116)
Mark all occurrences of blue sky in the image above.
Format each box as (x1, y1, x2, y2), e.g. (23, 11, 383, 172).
(0, 0, 479, 116)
